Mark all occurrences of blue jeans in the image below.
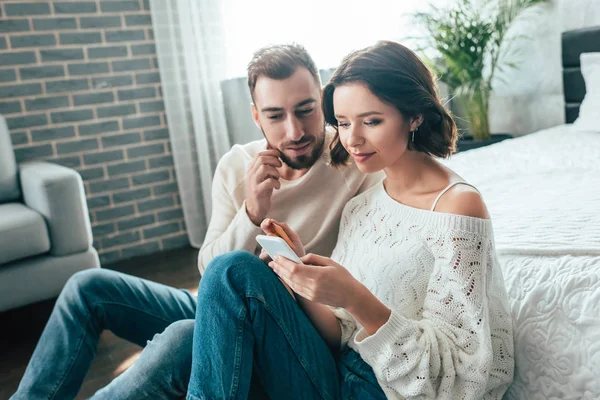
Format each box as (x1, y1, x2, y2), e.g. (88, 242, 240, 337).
(11, 268, 197, 400)
(187, 250, 386, 400)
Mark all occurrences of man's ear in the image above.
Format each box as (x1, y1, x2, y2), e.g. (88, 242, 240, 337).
(251, 103, 261, 129)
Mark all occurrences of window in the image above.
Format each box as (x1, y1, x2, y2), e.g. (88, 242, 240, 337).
(220, 0, 453, 78)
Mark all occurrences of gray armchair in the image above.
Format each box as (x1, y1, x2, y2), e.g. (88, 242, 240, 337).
(0, 114, 99, 312)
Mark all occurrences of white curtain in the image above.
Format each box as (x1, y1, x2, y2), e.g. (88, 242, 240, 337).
(151, 0, 452, 248)
(151, 0, 231, 247)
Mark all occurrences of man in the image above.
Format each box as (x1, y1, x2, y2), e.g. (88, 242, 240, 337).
(12, 44, 381, 400)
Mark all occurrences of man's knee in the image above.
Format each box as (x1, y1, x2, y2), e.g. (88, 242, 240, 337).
(59, 268, 127, 304)
(153, 319, 194, 353)
(145, 320, 194, 373)
(106, 320, 194, 396)
(60, 269, 118, 302)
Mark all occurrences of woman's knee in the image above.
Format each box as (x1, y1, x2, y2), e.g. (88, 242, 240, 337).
(210, 250, 260, 270)
(201, 250, 274, 292)
(204, 250, 265, 278)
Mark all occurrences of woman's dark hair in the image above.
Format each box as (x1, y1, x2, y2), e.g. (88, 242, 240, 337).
(322, 41, 458, 166)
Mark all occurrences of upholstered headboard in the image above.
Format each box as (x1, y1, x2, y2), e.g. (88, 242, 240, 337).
(562, 26, 600, 123)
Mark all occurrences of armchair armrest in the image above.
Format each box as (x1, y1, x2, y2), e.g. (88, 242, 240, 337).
(19, 161, 93, 257)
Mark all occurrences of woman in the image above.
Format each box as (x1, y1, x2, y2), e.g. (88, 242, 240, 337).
(186, 41, 514, 400)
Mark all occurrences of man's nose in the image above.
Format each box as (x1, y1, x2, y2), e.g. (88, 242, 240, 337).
(285, 116, 304, 141)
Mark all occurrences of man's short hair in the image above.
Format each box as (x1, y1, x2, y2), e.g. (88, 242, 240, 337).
(247, 44, 320, 101)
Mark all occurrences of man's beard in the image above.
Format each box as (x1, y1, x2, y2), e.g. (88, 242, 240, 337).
(264, 129, 326, 170)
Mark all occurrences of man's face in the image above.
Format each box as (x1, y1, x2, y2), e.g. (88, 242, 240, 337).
(251, 67, 325, 170)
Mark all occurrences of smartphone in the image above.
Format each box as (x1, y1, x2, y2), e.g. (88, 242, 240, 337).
(256, 235, 303, 264)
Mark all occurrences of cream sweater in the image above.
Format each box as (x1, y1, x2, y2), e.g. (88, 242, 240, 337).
(197, 138, 383, 273)
(330, 182, 514, 399)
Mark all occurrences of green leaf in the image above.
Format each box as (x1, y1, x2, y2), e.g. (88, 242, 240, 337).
(411, 0, 548, 92)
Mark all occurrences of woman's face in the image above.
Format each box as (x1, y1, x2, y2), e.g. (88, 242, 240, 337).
(333, 83, 414, 174)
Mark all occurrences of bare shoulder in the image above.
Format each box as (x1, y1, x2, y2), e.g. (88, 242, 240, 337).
(435, 184, 490, 219)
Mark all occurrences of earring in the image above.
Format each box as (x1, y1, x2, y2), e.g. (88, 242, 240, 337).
(412, 126, 419, 142)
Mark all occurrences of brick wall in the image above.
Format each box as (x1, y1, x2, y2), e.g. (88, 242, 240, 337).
(0, 0, 190, 265)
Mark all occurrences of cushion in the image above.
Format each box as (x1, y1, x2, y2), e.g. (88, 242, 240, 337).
(0, 115, 20, 203)
(0, 248, 100, 312)
(574, 52, 600, 132)
(0, 203, 50, 265)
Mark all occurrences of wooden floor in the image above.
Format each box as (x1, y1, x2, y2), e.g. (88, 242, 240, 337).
(0, 246, 200, 400)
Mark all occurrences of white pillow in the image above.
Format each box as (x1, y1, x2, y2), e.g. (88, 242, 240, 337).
(574, 52, 600, 131)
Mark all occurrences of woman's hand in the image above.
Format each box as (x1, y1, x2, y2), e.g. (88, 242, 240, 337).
(268, 253, 362, 309)
(260, 218, 306, 257)
(258, 250, 296, 302)
(271, 253, 392, 336)
(258, 248, 272, 264)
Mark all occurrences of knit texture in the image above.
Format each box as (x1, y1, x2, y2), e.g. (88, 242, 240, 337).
(329, 182, 514, 399)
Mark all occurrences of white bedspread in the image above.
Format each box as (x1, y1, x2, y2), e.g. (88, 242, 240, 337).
(444, 125, 600, 255)
(444, 125, 600, 399)
(499, 254, 600, 399)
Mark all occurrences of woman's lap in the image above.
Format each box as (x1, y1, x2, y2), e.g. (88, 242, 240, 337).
(338, 348, 387, 400)
(191, 250, 385, 400)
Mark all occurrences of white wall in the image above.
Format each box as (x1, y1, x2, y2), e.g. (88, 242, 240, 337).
(489, 0, 600, 136)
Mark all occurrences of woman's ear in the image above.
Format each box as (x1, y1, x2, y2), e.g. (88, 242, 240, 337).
(410, 115, 424, 131)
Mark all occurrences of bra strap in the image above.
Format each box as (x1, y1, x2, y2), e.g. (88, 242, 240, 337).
(430, 181, 478, 211)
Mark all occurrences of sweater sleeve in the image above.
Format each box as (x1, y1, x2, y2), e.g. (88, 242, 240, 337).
(352, 227, 495, 399)
(327, 306, 357, 350)
(197, 162, 262, 275)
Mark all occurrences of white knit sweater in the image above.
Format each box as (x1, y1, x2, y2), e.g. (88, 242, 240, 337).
(329, 182, 514, 399)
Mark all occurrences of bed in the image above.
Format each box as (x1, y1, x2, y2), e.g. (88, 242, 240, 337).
(442, 26, 600, 399)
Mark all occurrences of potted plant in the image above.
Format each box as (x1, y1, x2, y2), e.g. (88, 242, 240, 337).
(414, 0, 548, 149)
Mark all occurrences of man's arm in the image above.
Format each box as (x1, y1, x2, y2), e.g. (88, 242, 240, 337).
(197, 148, 282, 274)
(197, 164, 262, 274)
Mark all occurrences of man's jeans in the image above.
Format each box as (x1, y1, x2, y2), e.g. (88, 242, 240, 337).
(11, 268, 197, 400)
(187, 250, 386, 400)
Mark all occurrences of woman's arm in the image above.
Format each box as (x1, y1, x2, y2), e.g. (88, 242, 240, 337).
(296, 298, 342, 352)
(299, 270, 392, 351)
(258, 220, 343, 350)
(345, 283, 391, 336)
(269, 252, 391, 352)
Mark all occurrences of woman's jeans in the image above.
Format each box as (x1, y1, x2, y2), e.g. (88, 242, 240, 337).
(187, 250, 386, 400)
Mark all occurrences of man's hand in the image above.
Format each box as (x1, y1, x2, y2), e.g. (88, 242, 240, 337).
(245, 149, 282, 226)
